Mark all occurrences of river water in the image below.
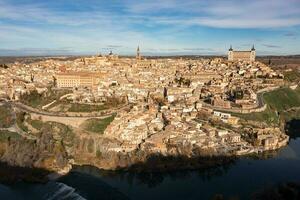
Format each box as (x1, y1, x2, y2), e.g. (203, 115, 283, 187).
(0, 132, 300, 199)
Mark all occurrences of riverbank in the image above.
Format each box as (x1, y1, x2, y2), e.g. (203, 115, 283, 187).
(0, 144, 288, 184)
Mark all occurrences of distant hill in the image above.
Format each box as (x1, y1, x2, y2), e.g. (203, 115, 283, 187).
(257, 55, 300, 70)
(0, 56, 81, 64)
(1, 55, 300, 69)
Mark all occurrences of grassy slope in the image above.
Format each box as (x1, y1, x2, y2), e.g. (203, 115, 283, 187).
(234, 106, 279, 125)
(283, 70, 300, 83)
(0, 130, 21, 142)
(21, 89, 71, 109)
(21, 88, 124, 113)
(264, 87, 300, 111)
(82, 114, 116, 134)
(68, 103, 106, 112)
(234, 87, 300, 124)
(27, 119, 44, 130)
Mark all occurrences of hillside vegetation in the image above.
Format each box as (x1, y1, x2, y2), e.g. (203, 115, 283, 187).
(264, 87, 300, 111)
(235, 87, 300, 125)
(20, 89, 71, 109)
(283, 70, 300, 83)
(82, 114, 116, 134)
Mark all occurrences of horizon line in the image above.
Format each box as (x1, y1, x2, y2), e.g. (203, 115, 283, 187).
(0, 54, 299, 58)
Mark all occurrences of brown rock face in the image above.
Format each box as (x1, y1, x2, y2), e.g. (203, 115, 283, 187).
(1, 128, 69, 172)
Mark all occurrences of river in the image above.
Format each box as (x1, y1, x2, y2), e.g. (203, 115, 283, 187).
(0, 125, 300, 200)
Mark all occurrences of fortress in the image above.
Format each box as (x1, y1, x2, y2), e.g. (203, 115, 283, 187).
(228, 45, 256, 62)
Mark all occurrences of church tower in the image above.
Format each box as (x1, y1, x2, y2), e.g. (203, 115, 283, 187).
(228, 45, 233, 61)
(250, 45, 256, 62)
(136, 46, 141, 60)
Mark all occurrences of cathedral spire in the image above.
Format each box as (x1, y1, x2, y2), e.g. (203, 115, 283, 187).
(251, 44, 255, 51)
(136, 45, 141, 60)
(229, 45, 233, 51)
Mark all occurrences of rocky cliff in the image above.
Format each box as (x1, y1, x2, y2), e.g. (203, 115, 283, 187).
(1, 128, 69, 172)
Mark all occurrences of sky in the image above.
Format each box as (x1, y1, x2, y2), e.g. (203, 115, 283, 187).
(0, 0, 299, 56)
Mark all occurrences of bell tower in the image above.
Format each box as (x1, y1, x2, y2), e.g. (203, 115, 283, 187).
(136, 46, 141, 60)
(228, 45, 233, 61)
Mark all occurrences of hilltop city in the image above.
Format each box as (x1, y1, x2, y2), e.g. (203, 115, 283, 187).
(0, 45, 292, 174)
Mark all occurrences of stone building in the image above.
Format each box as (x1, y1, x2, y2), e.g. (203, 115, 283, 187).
(212, 96, 231, 109)
(228, 45, 256, 62)
(55, 72, 102, 89)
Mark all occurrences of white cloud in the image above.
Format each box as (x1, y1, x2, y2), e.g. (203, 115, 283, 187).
(125, 0, 300, 28)
(1, 0, 299, 28)
(0, 0, 299, 55)
(194, 18, 300, 28)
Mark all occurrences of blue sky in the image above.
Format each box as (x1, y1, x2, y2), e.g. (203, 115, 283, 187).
(0, 0, 299, 56)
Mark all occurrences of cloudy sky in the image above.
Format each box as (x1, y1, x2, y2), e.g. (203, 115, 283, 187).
(0, 0, 299, 56)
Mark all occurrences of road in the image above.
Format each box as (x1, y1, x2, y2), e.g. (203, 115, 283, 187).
(0, 99, 130, 135)
(11, 101, 128, 118)
(0, 101, 37, 140)
(200, 88, 275, 114)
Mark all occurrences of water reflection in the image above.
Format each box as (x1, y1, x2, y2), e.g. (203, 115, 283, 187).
(285, 119, 300, 139)
(70, 158, 236, 188)
(58, 172, 130, 200)
(69, 147, 289, 189)
(252, 182, 300, 200)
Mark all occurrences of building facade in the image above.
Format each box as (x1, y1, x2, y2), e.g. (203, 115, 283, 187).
(55, 72, 102, 89)
(228, 45, 256, 62)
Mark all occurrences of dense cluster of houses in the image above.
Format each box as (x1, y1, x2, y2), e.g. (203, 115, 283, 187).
(0, 50, 288, 156)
